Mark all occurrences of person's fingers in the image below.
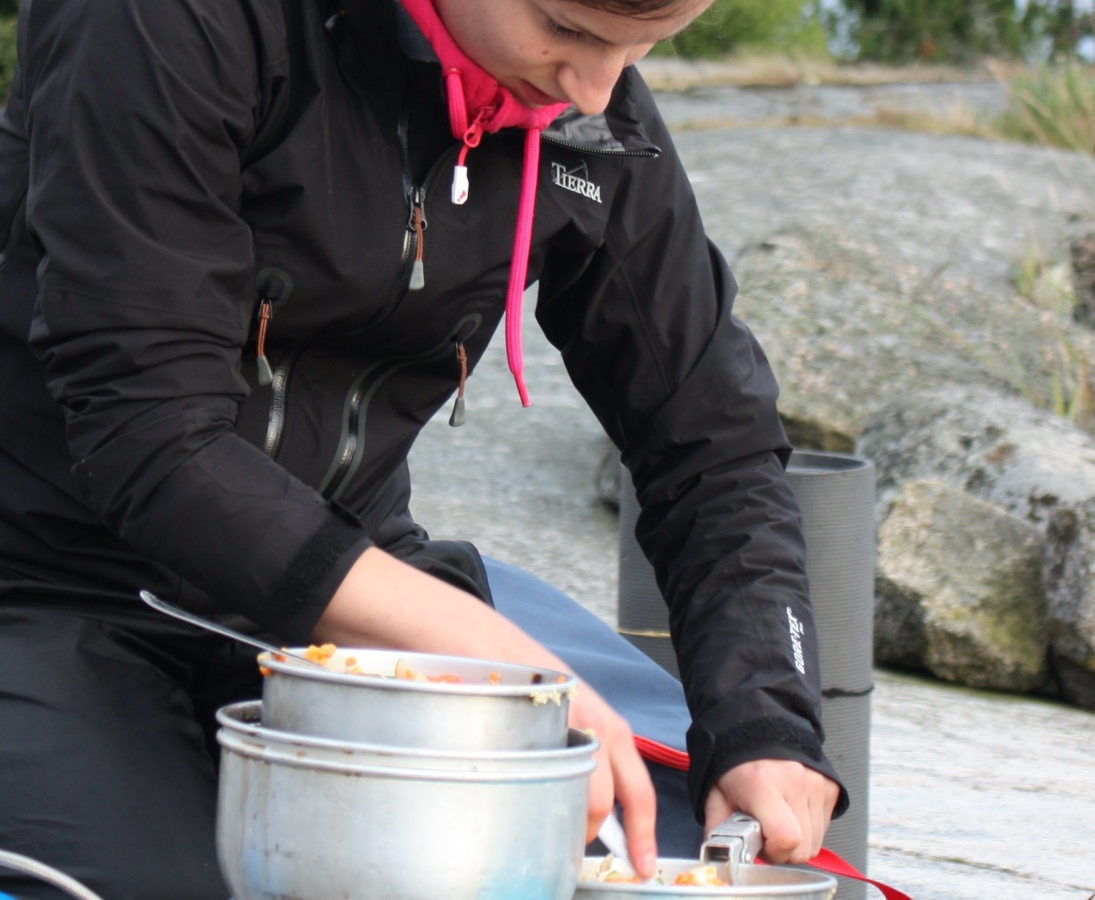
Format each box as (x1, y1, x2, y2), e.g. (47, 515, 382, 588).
(707, 760, 798, 862)
(568, 684, 658, 875)
(750, 789, 805, 864)
(808, 768, 840, 858)
(702, 786, 733, 836)
(808, 794, 827, 858)
(585, 741, 617, 843)
(611, 728, 658, 877)
(707, 759, 839, 864)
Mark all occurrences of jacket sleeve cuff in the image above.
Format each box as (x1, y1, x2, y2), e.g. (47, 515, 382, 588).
(686, 716, 851, 825)
(269, 502, 374, 643)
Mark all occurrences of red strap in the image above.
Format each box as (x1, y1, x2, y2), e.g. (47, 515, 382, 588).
(634, 736, 915, 900)
(803, 849, 916, 900)
(634, 734, 690, 771)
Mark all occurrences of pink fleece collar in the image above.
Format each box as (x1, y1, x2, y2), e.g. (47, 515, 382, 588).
(400, 0, 571, 407)
(399, 0, 569, 135)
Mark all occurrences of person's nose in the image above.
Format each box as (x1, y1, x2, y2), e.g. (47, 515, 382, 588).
(557, 45, 649, 116)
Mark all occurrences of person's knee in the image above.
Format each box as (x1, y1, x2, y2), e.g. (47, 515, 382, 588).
(0, 853, 227, 900)
(0, 609, 229, 900)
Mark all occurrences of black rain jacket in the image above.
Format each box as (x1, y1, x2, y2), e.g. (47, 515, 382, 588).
(0, 0, 847, 819)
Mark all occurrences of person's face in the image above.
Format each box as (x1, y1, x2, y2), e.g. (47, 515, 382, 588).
(433, 0, 714, 116)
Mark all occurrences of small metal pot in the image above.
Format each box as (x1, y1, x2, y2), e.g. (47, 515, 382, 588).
(215, 701, 596, 900)
(260, 647, 576, 750)
(574, 813, 837, 900)
(573, 860, 837, 900)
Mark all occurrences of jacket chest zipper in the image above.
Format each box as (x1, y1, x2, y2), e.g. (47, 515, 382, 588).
(449, 340, 468, 427)
(319, 314, 482, 502)
(256, 300, 274, 385)
(401, 147, 464, 293)
(263, 341, 306, 458)
(254, 269, 294, 387)
(407, 186, 426, 290)
(398, 72, 465, 294)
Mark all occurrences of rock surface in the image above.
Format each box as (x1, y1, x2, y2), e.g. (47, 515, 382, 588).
(859, 385, 1095, 704)
(874, 479, 1048, 691)
(635, 100, 1095, 707)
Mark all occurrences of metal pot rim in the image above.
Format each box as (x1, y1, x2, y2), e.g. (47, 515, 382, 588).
(261, 647, 578, 700)
(217, 700, 598, 770)
(219, 727, 597, 781)
(575, 856, 838, 898)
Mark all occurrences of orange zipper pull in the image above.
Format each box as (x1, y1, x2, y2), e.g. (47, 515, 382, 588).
(256, 299, 274, 385)
(409, 189, 426, 290)
(449, 341, 468, 427)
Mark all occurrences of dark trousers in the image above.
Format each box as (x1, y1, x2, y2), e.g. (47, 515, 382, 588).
(0, 561, 701, 899)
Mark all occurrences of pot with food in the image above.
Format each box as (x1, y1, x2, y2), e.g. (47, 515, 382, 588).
(574, 814, 838, 900)
(260, 645, 576, 750)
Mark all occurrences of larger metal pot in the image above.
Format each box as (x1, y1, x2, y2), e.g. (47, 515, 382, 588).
(261, 647, 576, 750)
(215, 701, 596, 900)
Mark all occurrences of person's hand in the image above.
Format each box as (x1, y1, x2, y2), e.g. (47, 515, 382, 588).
(703, 759, 839, 864)
(317, 547, 659, 877)
(568, 682, 659, 878)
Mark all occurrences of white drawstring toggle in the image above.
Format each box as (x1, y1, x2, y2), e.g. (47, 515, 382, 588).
(452, 165, 470, 205)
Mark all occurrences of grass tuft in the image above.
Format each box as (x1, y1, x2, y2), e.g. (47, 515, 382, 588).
(992, 60, 1095, 154)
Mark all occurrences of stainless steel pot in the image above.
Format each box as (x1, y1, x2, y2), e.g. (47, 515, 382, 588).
(215, 700, 596, 900)
(573, 860, 837, 900)
(574, 814, 837, 900)
(261, 647, 576, 750)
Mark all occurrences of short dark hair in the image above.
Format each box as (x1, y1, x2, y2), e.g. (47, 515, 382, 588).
(560, 0, 694, 20)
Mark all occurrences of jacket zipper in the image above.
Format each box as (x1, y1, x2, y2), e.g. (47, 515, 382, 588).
(318, 313, 481, 501)
(262, 342, 307, 459)
(398, 67, 469, 294)
(254, 268, 294, 386)
(407, 185, 427, 290)
(399, 148, 464, 293)
(540, 134, 659, 159)
(448, 340, 468, 427)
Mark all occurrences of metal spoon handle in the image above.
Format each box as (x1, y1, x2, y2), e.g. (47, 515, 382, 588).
(138, 590, 327, 671)
(597, 814, 633, 870)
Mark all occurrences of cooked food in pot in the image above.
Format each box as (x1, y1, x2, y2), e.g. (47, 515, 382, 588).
(263, 643, 570, 690)
(589, 857, 728, 887)
(671, 866, 727, 887)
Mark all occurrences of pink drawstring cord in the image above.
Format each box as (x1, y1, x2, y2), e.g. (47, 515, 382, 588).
(444, 68, 467, 135)
(505, 128, 541, 407)
(434, 56, 561, 407)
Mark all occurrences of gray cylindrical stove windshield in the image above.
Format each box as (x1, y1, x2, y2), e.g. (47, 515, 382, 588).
(787, 450, 875, 900)
(617, 453, 875, 899)
(617, 463, 678, 678)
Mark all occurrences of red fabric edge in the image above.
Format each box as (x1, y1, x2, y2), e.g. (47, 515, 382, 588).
(634, 734, 690, 771)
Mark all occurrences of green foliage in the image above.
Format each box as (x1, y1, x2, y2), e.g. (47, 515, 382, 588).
(995, 60, 1095, 152)
(0, 14, 16, 108)
(1013, 244, 1095, 430)
(652, 0, 1093, 65)
(840, 0, 1095, 64)
(654, 0, 830, 59)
